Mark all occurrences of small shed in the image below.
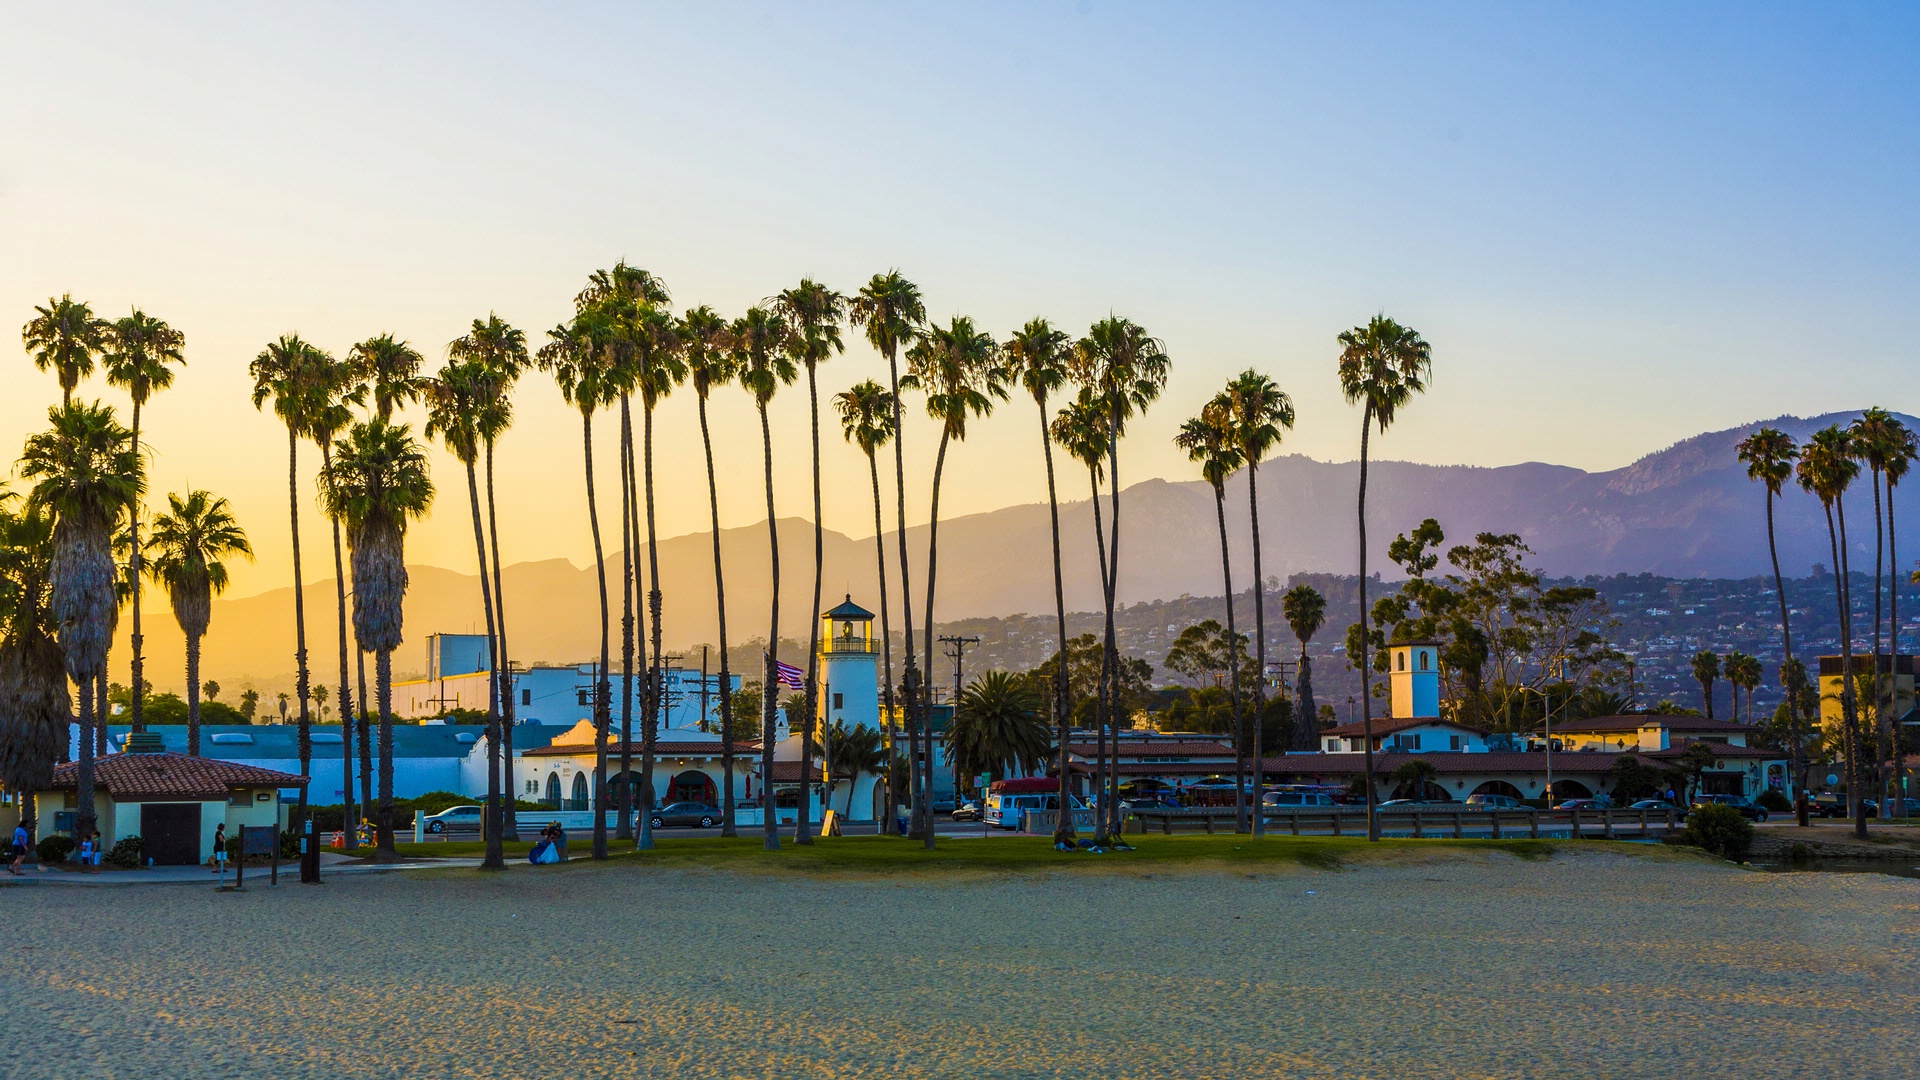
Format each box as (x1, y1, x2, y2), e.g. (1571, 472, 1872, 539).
(36, 752, 306, 866)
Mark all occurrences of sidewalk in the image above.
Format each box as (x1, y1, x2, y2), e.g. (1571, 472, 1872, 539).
(0, 851, 483, 887)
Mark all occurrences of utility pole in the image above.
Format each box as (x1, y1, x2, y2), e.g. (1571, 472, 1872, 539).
(699, 646, 710, 734)
(940, 635, 981, 803)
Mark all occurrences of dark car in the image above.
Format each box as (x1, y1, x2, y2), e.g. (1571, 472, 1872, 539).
(649, 802, 721, 829)
(951, 800, 981, 822)
(1689, 795, 1768, 822)
(1629, 799, 1680, 812)
(1810, 793, 1875, 819)
(1556, 798, 1603, 810)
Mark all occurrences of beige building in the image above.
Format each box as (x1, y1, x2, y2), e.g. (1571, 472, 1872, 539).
(1818, 653, 1915, 733)
(35, 751, 304, 865)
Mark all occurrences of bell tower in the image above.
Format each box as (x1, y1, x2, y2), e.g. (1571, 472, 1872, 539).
(1388, 640, 1441, 719)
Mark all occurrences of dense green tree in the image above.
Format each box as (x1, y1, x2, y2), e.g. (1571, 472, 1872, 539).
(949, 671, 1050, 787)
(1282, 584, 1326, 749)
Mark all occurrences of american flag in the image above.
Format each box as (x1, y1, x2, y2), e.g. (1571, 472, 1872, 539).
(773, 658, 805, 690)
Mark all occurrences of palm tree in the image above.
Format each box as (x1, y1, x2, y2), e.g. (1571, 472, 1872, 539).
(773, 280, 845, 845)
(1221, 371, 1295, 835)
(1282, 584, 1326, 751)
(1851, 408, 1914, 811)
(849, 272, 927, 836)
(538, 308, 619, 858)
(833, 379, 899, 833)
(347, 334, 425, 422)
(629, 295, 684, 852)
(19, 403, 140, 839)
(1737, 427, 1807, 823)
(908, 316, 1006, 848)
(826, 721, 886, 816)
(144, 491, 250, 756)
(1004, 318, 1077, 843)
(731, 305, 793, 851)
(249, 334, 330, 876)
(22, 295, 107, 406)
(306, 353, 368, 845)
(1724, 651, 1761, 723)
(1051, 390, 1113, 820)
(319, 419, 433, 858)
(1799, 425, 1868, 837)
(1690, 650, 1720, 719)
(0, 499, 72, 812)
(682, 306, 741, 834)
(1336, 314, 1433, 842)
(1069, 317, 1170, 842)
(102, 309, 185, 734)
(1883, 422, 1918, 816)
(1174, 403, 1248, 829)
(949, 671, 1050, 788)
(424, 359, 507, 870)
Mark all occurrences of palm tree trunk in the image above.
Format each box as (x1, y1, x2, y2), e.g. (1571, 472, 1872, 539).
(1828, 502, 1865, 838)
(1086, 466, 1112, 844)
(129, 398, 145, 734)
(75, 676, 96, 838)
(1103, 399, 1124, 842)
(1872, 469, 1890, 813)
(799, 363, 824, 845)
(357, 649, 372, 825)
(288, 425, 316, 881)
(484, 441, 517, 838)
(869, 448, 898, 837)
(1891, 477, 1906, 819)
(884, 342, 921, 840)
(617, 396, 637, 843)
(1357, 407, 1379, 842)
(583, 410, 612, 860)
(699, 395, 738, 837)
(186, 630, 201, 757)
(1040, 399, 1075, 844)
(376, 649, 396, 855)
(1248, 457, 1271, 835)
(759, 400, 782, 852)
(465, 457, 505, 871)
(921, 430, 952, 851)
(96, 671, 108, 756)
(1837, 496, 1871, 840)
(640, 398, 665, 851)
(1213, 477, 1247, 835)
(324, 442, 357, 851)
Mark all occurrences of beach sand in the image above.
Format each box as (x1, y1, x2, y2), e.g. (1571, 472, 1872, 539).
(3, 848, 1915, 1079)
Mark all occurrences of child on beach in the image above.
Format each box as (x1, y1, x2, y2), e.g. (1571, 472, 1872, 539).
(77, 832, 95, 873)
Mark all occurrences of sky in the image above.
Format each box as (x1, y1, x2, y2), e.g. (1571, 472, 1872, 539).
(2, 2, 1915, 600)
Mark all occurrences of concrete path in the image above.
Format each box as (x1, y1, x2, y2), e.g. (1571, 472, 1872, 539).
(0, 851, 483, 887)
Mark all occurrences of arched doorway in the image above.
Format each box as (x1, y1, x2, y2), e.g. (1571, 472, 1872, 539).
(1390, 779, 1452, 802)
(570, 772, 590, 811)
(669, 770, 716, 805)
(545, 773, 562, 809)
(1548, 779, 1592, 801)
(1471, 780, 1524, 800)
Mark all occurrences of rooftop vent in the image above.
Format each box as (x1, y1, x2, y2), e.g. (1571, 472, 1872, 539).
(454, 732, 478, 744)
(311, 732, 343, 745)
(209, 732, 254, 746)
(123, 731, 166, 754)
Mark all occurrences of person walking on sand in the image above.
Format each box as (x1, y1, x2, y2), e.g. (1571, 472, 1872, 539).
(9, 822, 26, 875)
(212, 823, 227, 876)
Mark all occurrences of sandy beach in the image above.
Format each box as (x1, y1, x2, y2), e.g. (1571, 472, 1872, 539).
(3, 846, 1916, 1079)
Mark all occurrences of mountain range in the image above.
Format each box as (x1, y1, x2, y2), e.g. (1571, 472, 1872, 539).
(118, 410, 1911, 698)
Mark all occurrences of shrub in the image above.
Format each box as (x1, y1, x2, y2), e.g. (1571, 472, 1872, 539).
(35, 835, 74, 865)
(1683, 803, 1754, 859)
(105, 836, 145, 869)
(1756, 788, 1793, 813)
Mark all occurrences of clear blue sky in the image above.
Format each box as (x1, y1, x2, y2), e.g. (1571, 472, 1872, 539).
(2, 3, 1915, 594)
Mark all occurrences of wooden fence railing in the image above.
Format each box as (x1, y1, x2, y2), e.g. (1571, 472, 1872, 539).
(1122, 805, 1683, 840)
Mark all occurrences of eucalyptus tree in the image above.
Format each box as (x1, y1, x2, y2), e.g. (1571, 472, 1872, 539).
(1336, 314, 1433, 841)
(907, 315, 1006, 848)
(424, 359, 507, 870)
(681, 306, 741, 834)
(849, 271, 927, 835)
(538, 307, 620, 859)
(1004, 318, 1077, 842)
(103, 310, 185, 733)
(0, 501, 68, 810)
(1737, 428, 1807, 823)
(249, 334, 330, 873)
(144, 491, 250, 756)
(449, 314, 530, 834)
(1174, 401, 1248, 829)
(1069, 316, 1170, 841)
(1282, 584, 1326, 748)
(23, 295, 107, 406)
(1222, 371, 1294, 833)
(310, 350, 370, 843)
(1798, 425, 1867, 838)
(774, 279, 846, 845)
(732, 304, 794, 851)
(834, 379, 899, 833)
(20, 402, 141, 839)
(319, 419, 434, 858)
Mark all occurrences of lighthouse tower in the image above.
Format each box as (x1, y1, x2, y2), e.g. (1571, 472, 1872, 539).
(818, 595, 880, 731)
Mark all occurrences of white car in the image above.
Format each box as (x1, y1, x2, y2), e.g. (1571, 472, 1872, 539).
(421, 805, 484, 834)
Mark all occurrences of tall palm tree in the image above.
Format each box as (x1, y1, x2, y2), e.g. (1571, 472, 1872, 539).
(102, 310, 185, 734)
(1883, 423, 1918, 816)
(1282, 584, 1327, 748)
(143, 491, 250, 756)
(1051, 390, 1113, 816)
(682, 307, 741, 834)
(0, 500, 70, 809)
(833, 379, 899, 833)
(1690, 650, 1720, 719)
(306, 353, 368, 845)
(1174, 403, 1248, 828)
(1221, 371, 1294, 835)
(320, 420, 432, 858)
(908, 316, 1006, 849)
(1005, 318, 1077, 843)
(19, 403, 140, 839)
(249, 335, 334, 876)
(628, 298, 684, 851)
(424, 360, 507, 870)
(1851, 408, 1909, 809)
(949, 671, 1050, 787)
(1337, 314, 1432, 842)
(1799, 425, 1868, 838)
(538, 307, 619, 858)
(1724, 651, 1761, 723)
(1737, 428, 1807, 822)
(773, 279, 845, 845)
(22, 295, 107, 406)
(348, 334, 425, 422)
(732, 305, 793, 851)
(849, 271, 927, 836)
(1069, 317, 1170, 842)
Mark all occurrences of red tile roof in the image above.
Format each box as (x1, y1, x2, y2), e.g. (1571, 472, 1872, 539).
(1064, 740, 1234, 758)
(768, 761, 825, 783)
(1553, 715, 1755, 735)
(521, 740, 756, 758)
(45, 753, 307, 800)
(1318, 716, 1490, 739)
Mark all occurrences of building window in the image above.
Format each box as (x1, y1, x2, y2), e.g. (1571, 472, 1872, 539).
(833, 693, 843, 710)
(522, 689, 532, 706)
(1420, 651, 1430, 671)
(1449, 735, 1462, 751)
(1397, 652, 1406, 671)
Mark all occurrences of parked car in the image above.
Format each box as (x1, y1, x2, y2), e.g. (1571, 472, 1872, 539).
(1264, 791, 1340, 808)
(1556, 798, 1603, 810)
(1810, 793, 1874, 819)
(421, 805, 484, 834)
(1689, 794, 1769, 822)
(649, 802, 720, 829)
(950, 800, 981, 822)
(1464, 793, 1522, 809)
(1377, 798, 1454, 808)
(1880, 798, 1920, 818)
(1629, 799, 1680, 812)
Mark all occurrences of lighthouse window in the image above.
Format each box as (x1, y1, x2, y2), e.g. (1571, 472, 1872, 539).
(1420, 652, 1430, 671)
(833, 693, 843, 710)
(1397, 652, 1405, 671)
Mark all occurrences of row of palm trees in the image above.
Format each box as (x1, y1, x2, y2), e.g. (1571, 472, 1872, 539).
(1739, 409, 1917, 838)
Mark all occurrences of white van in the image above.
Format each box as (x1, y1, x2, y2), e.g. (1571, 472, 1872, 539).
(982, 792, 1086, 830)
